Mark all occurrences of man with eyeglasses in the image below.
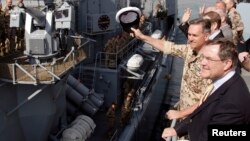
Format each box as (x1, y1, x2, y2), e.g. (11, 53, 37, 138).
(131, 18, 212, 112)
(162, 38, 250, 141)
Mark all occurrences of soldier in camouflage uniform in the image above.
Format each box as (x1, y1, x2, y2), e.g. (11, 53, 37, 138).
(3, 0, 15, 53)
(224, 0, 244, 45)
(120, 89, 135, 126)
(0, 2, 6, 56)
(131, 18, 212, 111)
(106, 102, 117, 137)
(15, 0, 25, 51)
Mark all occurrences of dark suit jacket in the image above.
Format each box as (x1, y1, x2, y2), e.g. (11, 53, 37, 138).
(210, 30, 224, 40)
(174, 73, 250, 141)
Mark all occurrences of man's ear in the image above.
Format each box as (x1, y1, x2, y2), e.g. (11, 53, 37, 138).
(204, 33, 210, 41)
(223, 59, 233, 71)
(212, 22, 218, 30)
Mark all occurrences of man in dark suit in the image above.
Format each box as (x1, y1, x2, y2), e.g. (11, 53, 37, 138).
(203, 11, 224, 40)
(162, 39, 250, 141)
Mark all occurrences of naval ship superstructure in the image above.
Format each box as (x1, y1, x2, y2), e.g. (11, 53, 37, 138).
(0, 0, 176, 141)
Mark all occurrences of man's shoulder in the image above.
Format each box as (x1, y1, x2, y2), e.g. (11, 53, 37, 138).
(222, 73, 249, 95)
(220, 74, 250, 111)
(229, 7, 241, 17)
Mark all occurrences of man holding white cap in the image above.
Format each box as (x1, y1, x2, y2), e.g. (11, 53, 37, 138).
(131, 18, 212, 114)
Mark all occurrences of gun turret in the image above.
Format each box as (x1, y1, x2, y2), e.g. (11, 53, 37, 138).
(24, 6, 59, 59)
(23, 1, 77, 61)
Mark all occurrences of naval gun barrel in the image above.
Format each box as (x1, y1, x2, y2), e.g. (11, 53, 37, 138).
(25, 7, 46, 27)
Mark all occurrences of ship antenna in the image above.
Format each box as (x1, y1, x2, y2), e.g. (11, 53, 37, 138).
(127, 0, 130, 7)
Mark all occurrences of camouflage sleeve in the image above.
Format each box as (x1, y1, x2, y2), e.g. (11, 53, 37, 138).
(231, 11, 244, 32)
(162, 41, 188, 58)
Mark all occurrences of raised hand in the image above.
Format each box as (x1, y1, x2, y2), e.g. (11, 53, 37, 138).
(199, 4, 206, 16)
(239, 52, 250, 63)
(181, 8, 192, 23)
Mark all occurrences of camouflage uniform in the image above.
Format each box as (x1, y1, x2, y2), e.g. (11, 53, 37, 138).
(0, 10, 5, 42)
(120, 89, 135, 126)
(228, 7, 244, 45)
(163, 41, 212, 110)
(16, 3, 25, 51)
(4, 6, 16, 52)
(0, 10, 5, 56)
(106, 103, 117, 137)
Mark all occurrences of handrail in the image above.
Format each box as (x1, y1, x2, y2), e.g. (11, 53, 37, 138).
(165, 119, 177, 141)
(37, 63, 60, 80)
(94, 22, 152, 69)
(15, 63, 37, 83)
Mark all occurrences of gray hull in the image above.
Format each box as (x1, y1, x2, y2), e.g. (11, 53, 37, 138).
(0, 79, 67, 141)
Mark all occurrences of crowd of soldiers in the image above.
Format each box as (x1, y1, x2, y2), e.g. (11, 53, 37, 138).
(0, 0, 25, 57)
(104, 32, 132, 68)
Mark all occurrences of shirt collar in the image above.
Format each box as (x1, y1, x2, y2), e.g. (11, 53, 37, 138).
(212, 70, 235, 93)
(209, 30, 221, 40)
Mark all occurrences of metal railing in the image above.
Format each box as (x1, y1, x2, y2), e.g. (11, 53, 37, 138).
(0, 37, 92, 85)
(95, 39, 138, 69)
(94, 22, 152, 69)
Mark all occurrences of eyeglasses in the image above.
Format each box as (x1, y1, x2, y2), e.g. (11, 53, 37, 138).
(200, 54, 223, 62)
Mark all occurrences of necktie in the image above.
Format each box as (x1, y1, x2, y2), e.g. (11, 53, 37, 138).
(199, 84, 214, 106)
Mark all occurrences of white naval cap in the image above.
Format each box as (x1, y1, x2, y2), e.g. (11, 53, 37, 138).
(116, 6, 141, 23)
(115, 6, 141, 32)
